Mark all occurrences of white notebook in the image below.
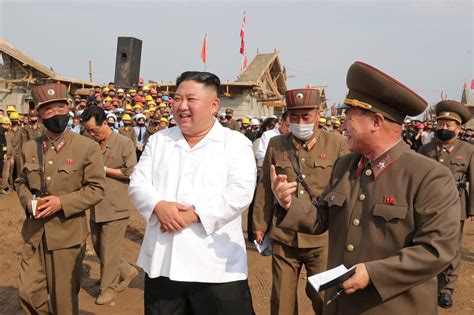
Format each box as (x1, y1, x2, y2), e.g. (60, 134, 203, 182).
(308, 264, 355, 292)
(253, 235, 272, 256)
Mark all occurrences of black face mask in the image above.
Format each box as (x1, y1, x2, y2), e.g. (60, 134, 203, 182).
(436, 129, 456, 141)
(42, 114, 70, 134)
(225, 115, 232, 120)
(12, 121, 19, 126)
(30, 119, 38, 124)
(108, 122, 115, 128)
(137, 122, 145, 127)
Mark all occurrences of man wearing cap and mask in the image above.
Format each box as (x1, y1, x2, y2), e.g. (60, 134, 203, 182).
(272, 62, 460, 314)
(15, 82, 106, 314)
(418, 100, 474, 308)
(21, 109, 45, 146)
(252, 88, 347, 314)
(119, 114, 137, 147)
(223, 108, 241, 131)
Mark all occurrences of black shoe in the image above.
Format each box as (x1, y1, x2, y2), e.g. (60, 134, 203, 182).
(438, 292, 453, 308)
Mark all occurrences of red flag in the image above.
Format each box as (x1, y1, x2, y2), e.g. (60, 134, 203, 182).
(241, 54, 248, 71)
(201, 34, 207, 64)
(240, 13, 246, 55)
(471, 79, 474, 89)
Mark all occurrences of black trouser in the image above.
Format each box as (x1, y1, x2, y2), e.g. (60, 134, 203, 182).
(144, 275, 255, 315)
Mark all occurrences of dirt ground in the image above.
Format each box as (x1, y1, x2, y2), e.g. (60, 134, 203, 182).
(1, 192, 473, 314)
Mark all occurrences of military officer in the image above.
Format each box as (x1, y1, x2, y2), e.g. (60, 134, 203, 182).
(253, 88, 348, 314)
(81, 106, 139, 305)
(223, 108, 241, 131)
(119, 113, 137, 147)
(272, 62, 460, 314)
(8, 111, 22, 187)
(21, 109, 45, 145)
(418, 100, 473, 308)
(16, 82, 106, 315)
(0, 116, 13, 194)
(144, 111, 162, 145)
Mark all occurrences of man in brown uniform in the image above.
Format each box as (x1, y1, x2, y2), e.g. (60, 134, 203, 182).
(223, 108, 241, 131)
(16, 82, 106, 315)
(119, 113, 137, 147)
(8, 111, 22, 187)
(418, 100, 473, 308)
(272, 62, 460, 314)
(0, 116, 13, 194)
(253, 88, 347, 314)
(21, 109, 45, 145)
(82, 106, 139, 305)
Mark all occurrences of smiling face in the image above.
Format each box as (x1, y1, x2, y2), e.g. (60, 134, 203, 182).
(342, 108, 376, 153)
(172, 80, 219, 136)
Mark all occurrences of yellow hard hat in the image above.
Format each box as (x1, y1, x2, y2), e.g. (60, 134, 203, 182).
(129, 89, 137, 93)
(133, 104, 143, 110)
(149, 107, 156, 112)
(125, 104, 133, 110)
(0, 117, 11, 124)
(158, 103, 167, 108)
(242, 118, 250, 125)
(122, 114, 132, 121)
(143, 109, 150, 114)
(9, 112, 20, 120)
(104, 96, 112, 102)
(147, 101, 156, 106)
(160, 117, 168, 123)
(6, 105, 16, 112)
(145, 95, 153, 101)
(319, 117, 327, 124)
(102, 87, 110, 93)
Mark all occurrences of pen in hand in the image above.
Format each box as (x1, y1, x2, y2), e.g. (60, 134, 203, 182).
(326, 288, 344, 305)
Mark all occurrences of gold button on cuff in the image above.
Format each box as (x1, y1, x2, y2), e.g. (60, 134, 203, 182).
(359, 194, 366, 201)
(47, 160, 53, 165)
(365, 169, 372, 176)
(347, 244, 354, 252)
(300, 190, 305, 195)
(353, 219, 360, 226)
(46, 176, 51, 181)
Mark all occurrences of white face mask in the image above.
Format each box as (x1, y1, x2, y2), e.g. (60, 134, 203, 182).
(290, 123, 315, 141)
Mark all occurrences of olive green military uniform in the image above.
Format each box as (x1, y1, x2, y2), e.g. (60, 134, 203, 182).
(278, 62, 460, 314)
(1, 129, 14, 190)
(418, 100, 474, 296)
(9, 126, 22, 187)
(253, 88, 348, 315)
(144, 124, 160, 145)
(225, 119, 240, 131)
(16, 82, 106, 315)
(119, 126, 137, 147)
(90, 131, 137, 294)
(21, 123, 45, 145)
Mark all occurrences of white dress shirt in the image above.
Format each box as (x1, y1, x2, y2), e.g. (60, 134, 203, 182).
(255, 128, 281, 161)
(128, 120, 257, 283)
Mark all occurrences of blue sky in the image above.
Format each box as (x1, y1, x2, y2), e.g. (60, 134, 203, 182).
(1, 0, 472, 106)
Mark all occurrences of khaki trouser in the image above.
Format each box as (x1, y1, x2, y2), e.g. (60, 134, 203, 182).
(1, 157, 12, 190)
(271, 240, 327, 315)
(90, 217, 133, 292)
(19, 234, 85, 315)
(438, 220, 465, 293)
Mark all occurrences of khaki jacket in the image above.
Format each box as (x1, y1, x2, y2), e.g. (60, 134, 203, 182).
(15, 130, 106, 250)
(225, 119, 240, 131)
(21, 123, 45, 146)
(91, 132, 137, 223)
(253, 129, 348, 248)
(10, 127, 22, 157)
(419, 138, 474, 220)
(279, 140, 460, 314)
(119, 126, 137, 147)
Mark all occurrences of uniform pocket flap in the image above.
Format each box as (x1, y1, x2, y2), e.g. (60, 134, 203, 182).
(57, 164, 79, 174)
(24, 162, 40, 171)
(450, 160, 466, 166)
(314, 159, 334, 168)
(372, 204, 407, 221)
(323, 191, 346, 207)
(275, 160, 293, 169)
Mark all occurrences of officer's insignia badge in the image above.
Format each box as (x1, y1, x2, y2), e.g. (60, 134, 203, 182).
(319, 153, 327, 160)
(47, 89, 55, 96)
(373, 154, 392, 180)
(65, 158, 74, 165)
(384, 195, 396, 205)
(456, 155, 463, 160)
(296, 93, 304, 100)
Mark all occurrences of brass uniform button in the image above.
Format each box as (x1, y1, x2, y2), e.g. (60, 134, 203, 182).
(439, 159, 444, 162)
(301, 158, 306, 162)
(47, 160, 53, 165)
(353, 219, 360, 226)
(300, 190, 305, 195)
(302, 174, 306, 179)
(359, 193, 366, 201)
(51, 146, 55, 151)
(46, 176, 51, 181)
(365, 169, 372, 176)
(347, 244, 354, 252)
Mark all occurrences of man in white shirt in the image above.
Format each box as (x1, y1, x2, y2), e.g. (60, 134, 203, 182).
(255, 112, 291, 162)
(128, 71, 257, 315)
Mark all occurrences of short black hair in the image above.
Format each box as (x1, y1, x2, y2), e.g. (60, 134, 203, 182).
(281, 111, 289, 121)
(176, 71, 220, 94)
(81, 105, 107, 126)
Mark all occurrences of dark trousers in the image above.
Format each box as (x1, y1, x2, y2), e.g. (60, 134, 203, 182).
(144, 275, 255, 315)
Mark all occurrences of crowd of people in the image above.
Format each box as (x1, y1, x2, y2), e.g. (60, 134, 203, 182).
(0, 63, 472, 315)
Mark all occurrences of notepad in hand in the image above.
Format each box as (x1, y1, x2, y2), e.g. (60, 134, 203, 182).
(253, 235, 272, 256)
(308, 265, 355, 292)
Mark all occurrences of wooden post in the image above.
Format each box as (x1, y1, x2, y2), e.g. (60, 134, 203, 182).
(89, 60, 93, 82)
